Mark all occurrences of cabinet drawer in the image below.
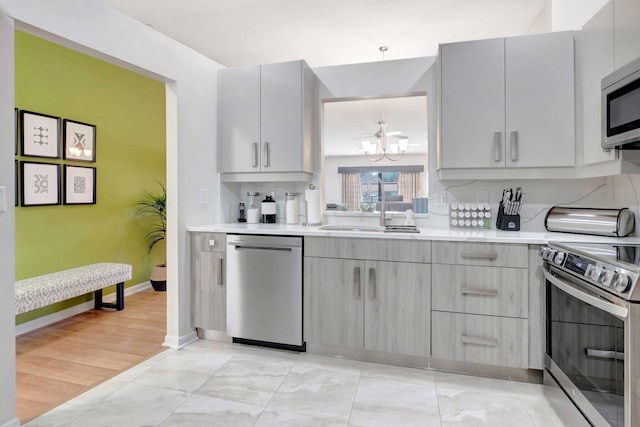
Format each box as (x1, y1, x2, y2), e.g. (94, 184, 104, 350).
(431, 264, 528, 318)
(431, 311, 528, 369)
(192, 232, 226, 253)
(305, 237, 430, 263)
(431, 241, 526, 268)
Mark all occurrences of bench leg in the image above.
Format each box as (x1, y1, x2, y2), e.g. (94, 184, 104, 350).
(94, 282, 125, 311)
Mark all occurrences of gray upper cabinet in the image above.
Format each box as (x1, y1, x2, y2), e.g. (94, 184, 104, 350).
(219, 60, 315, 182)
(439, 32, 575, 179)
(614, 0, 640, 69)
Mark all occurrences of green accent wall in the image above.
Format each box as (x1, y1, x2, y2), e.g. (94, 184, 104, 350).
(15, 31, 166, 325)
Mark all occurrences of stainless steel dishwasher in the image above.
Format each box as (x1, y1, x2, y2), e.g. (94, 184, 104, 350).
(226, 234, 304, 351)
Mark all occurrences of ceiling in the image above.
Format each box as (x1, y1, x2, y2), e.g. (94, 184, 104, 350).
(98, 0, 549, 158)
(99, 0, 548, 68)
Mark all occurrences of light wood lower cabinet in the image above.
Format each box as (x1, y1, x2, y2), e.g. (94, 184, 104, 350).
(190, 232, 226, 331)
(431, 311, 528, 369)
(431, 240, 532, 369)
(304, 237, 431, 357)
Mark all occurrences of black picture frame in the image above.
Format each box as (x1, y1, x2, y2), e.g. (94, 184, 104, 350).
(20, 110, 61, 158)
(15, 159, 18, 207)
(14, 108, 18, 156)
(63, 119, 96, 162)
(20, 161, 61, 207)
(64, 165, 96, 205)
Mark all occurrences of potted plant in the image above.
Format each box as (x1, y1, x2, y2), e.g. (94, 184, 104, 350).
(136, 183, 167, 291)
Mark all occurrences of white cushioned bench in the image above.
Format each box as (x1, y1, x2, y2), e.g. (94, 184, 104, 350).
(15, 263, 132, 315)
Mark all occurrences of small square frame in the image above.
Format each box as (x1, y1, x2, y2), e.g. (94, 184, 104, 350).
(20, 110, 61, 158)
(64, 165, 96, 205)
(20, 161, 61, 206)
(63, 119, 96, 162)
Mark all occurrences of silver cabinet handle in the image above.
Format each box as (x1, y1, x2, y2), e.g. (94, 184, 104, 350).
(369, 267, 376, 300)
(218, 258, 224, 286)
(493, 131, 501, 162)
(510, 130, 518, 161)
(251, 142, 258, 168)
(586, 348, 624, 360)
(461, 335, 498, 346)
(461, 287, 498, 297)
(353, 266, 361, 299)
(460, 251, 498, 260)
(263, 142, 270, 168)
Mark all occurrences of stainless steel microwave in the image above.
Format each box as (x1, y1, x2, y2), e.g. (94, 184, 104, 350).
(602, 55, 640, 149)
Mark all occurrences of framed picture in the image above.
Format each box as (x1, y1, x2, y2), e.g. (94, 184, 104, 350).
(64, 165, 96, 205)
(20, 110, 60, 158)
(20, 161, 61, 206)
(15, 160, 18, 207)
(15, 108, 18, 155)
(63, 119, 96, 162)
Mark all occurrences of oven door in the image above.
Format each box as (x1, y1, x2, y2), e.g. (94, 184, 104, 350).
(544, 266, 627, 427)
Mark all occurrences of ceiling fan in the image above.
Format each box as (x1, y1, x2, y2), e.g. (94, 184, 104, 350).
(358, 120, 409, 162)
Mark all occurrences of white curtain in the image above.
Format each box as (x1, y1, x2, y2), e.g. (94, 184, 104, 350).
(398, 172, 423, 202)
(342, 173, 362, 211)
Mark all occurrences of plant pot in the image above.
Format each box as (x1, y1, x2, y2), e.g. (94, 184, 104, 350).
(150, 264, 166, 292)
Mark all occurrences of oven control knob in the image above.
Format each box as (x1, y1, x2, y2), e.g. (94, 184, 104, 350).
(539, 247, 548, 258)
(613, 273, 631, 293)
(545, 249, 557, 261)
(603, 270, 616, 287)
(589, 266, 602, 281)
(553, 251, 565, 265)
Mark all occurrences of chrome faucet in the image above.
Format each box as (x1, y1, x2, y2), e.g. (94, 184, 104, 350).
(367, 176, 387, 226)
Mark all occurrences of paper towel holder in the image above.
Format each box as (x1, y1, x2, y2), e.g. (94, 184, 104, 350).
(303, 184, 322, 226)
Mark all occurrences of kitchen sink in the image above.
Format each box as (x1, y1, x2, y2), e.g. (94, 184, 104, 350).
(317, 224, 420, 233)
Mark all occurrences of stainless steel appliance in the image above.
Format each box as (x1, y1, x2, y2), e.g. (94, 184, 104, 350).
(540, 242, 640, 427)
(226, 234, 304, 351)
(602, 55, 640, 150)
(545, 206, 635, 237)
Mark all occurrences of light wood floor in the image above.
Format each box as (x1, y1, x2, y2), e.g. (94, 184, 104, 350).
(16, 288, 167, 424)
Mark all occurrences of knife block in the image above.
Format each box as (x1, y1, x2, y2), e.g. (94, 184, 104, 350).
(496, 204, 520, 231)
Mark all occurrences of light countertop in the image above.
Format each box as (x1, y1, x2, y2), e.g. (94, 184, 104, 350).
(186, 223, 640, 245)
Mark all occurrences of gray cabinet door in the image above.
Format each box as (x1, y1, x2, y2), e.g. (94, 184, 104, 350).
(505, 32, 575, 168)
(304, 257, 364, 349)
(614, 0, 640, 69)
(364, 261, 431, 357)
(440, 37, 505, 169)
(260, 60, 304, 173)
(192, 250, 226, 331)
(219, 65, 261, 173)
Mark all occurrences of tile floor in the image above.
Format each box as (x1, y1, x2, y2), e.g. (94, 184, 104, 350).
(25, 340, 589, 427)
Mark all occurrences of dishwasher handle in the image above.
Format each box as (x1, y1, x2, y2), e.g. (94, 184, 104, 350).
(232, 245, 293, 253)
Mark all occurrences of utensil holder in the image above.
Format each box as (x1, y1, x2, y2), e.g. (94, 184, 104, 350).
(496, 204, 520, 231)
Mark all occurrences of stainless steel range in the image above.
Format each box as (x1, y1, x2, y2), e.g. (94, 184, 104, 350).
(540, 242, 640, 427)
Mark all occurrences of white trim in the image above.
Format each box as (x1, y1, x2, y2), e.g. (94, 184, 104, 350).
(0, 418, 20, 427)
(163, 330, 198, 349)
(15, 281, 152, 336)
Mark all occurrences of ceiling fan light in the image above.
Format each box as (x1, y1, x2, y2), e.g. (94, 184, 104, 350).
(389, 142, 399, 154)
(399, 138, 408, 151)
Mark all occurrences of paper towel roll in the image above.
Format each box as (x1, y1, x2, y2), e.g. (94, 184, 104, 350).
(304, 188, 321, 225)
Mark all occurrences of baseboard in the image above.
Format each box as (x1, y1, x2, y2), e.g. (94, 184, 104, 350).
(163, 330, 198, 349)
(15, 281, 152, 336)
(0, 417, 20, 427)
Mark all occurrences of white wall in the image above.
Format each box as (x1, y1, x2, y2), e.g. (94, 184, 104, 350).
(0, 11, 17, 427)
(0, 1, 223, 424)
(548, 0, 610, 30)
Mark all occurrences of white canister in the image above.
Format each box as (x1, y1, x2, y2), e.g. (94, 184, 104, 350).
(285, 192, 300, 224)
(247, 208, 260, 224)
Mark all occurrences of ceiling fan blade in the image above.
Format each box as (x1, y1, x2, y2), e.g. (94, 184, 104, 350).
(386, 130, 403, 136)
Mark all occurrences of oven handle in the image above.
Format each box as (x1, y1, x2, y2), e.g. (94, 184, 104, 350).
(586, 348, 625, 361)
(543, 268, 629, 319)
